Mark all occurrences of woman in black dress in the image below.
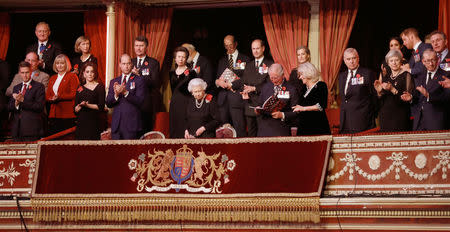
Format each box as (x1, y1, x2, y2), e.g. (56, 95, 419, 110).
(74, 62, 105, 140)
(374, 49, 413, 132)
(169, 46, 196, 138)
(72, 36, 98, 82)
(292, 62, 330, 135)
(184, 78, 220, 138)
(288, 46, 310, 96)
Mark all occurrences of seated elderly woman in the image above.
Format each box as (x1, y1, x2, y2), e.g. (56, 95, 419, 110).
(292, 62, 330, 135)
(184, 78, 220, 138)
(374, 49, 413, 132)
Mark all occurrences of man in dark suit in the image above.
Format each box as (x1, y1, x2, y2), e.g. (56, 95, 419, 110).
(106, 54, 146, 140)
(6, 52, 49, 97)
(215, 35, 250, 137)
(182, 43, 214, 93)
(8, 61, 45, 141)
(339, 48, 377, 134)
(26, 22, 62, 76)
(131, 36, 161, 134)
(400, 28, 433, 77)
(430, 30, 450, 75)
(255, 63, 298, 137)
(231, 39, 273, 137)
(401, 49, 450, 131)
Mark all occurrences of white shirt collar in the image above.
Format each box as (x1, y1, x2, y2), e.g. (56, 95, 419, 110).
(413, 41, 422, 51)
(348, 67, 359, 75)
(122, 73, 131, 81)
(23, 79, 32, 86)
(255, 56, 264, 66)
(39, 40, 48, 46)
(192, 52, 200, 67)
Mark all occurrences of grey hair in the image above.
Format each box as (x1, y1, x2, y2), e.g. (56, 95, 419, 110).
(343, 48, 358, 58)
(188, 78, 207, 93)
(385, 49, 403, 63)
(297, 62, 321, 83)
(268, 63, 284, 77)
(182, 43, 196, 52)
(422, 48, 437, 59)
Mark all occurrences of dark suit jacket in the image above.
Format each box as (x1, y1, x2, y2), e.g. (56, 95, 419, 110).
(257, 80, 298, 137)
(216, 52, 250, 108)
(411, 68, 449, 130)
(26, 40, 63, 75)
(193, 55, 214, 93)
(439, 51, 450, 76)
(339, 67, 377, 133)
(409, 42, 433, 76)
(8, 80, 45, 140)
(106, 74, 146, 135)
(232, 57, 274, 116)
(132, 56, 161, 113)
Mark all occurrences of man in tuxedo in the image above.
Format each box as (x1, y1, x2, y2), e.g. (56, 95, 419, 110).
(26, 22, 62, 76)
(131, 35, 161, 134)
(106, 54, 146, 140)
(215, 35, 250, 137)
(430, 30, 450, 75)
(231, 39, 273, 137)
(182, 43, 214, 93)
(255, 63, 298, 137)
(8, 61, 45, 141)
(401, 49, 450, 131)
(338, 48, 377, 134)
(400, 28, 432, 77)
(6, 52, 49, 97)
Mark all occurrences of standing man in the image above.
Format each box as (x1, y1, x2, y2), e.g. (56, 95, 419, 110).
(429, 30, 450, 74)
(402, 49, 450, 131)
(106, 54, 146, 140)
(8, 61, 45, 141)
(338, 48, 377, 134)
(215, 35, 250, 137)
(131, 36, 161, 134)
(26, 22, 62, 75)
(182, 43, 214, 92)
(256, 63, 298, 137)
(231, 39, 273, 137)
(6, 52, 49, 97)
(400, 28, 432, 77)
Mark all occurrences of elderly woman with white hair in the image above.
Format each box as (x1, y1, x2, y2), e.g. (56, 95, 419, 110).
(184, 78, 220, 138)
(374, 49, 413, 132)
(292, 62, 330, 135)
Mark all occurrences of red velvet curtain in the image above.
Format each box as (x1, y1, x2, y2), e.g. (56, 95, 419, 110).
(115, 2, 173, 74)
(261, 1, 310, 80)
(439, 0, 450, 38)
(0, 12, 10, 60)
(319, 0, 359, 104)
(84, 10, 107, 85)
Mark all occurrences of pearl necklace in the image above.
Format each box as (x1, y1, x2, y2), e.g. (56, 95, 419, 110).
(195, 96, 205, 109)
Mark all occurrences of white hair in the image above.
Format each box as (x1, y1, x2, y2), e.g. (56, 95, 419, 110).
(385, 49, 403, 63)
(343, 48, 358, 58)
(297, 62, 321, 83)
(268, 63, 284, 77)
(188, 78, 207, 93)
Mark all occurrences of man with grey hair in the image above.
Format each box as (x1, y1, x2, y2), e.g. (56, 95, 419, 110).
(182, 43, 214, 92)
(430, 30, 450, 75)
(338, 48, 377, 133)
(255, 63, 298, 136)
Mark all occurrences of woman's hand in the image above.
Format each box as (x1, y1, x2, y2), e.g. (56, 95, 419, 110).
(184, 130, 191, 139)
(292, 105, 305, 112)
(51, 95, 58, 101)
(374, 79, 382, 93)
(381, 82, 392, 91)
(400, 91, 412, 102)
(75, 104, 82, 112)
(196, 126, 206, 137)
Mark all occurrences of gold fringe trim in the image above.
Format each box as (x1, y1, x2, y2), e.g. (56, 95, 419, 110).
(31, 197, 320, 223)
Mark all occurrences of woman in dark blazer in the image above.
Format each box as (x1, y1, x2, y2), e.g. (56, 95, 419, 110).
(292, 62, 330, 135)
(46, 54, 79, 135)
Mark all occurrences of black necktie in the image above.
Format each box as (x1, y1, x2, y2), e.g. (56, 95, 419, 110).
(256, 60, 259, 70)
(426, 72, 432, 85)
(137, 58, 142, 68)
(122, 75, 128, 85)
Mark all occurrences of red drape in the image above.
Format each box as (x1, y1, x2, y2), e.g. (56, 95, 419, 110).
(115, 2, 173, 75)
(319, 0, 359, 105)
(0, 12, 10, 60)
(439, 0, 450, 37)
(84, 10, 107, 85)
(261, 0, 310, 80)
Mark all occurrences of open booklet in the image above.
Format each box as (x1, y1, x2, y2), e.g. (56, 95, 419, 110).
(250, 95, 286, 114)
(219, 68, 240, 83)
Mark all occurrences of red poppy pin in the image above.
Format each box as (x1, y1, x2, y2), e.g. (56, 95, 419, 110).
(262, 63, 267, 68)
(77, 86, 83, 92)
(205, 94, 213, 103)
(74, 64, 79, 70)
(144, 61, 148, 66)
(282, 86, 286, 91)
(356, 74, 361, 78)
(48, 44, 52, 49)
(446, 58, 450, 62)
(237, 60, 241, 63)
(130, 75, 134, 80)
(415, 49, 418, 53)
(28, 85, 32, 90)
(184, 69, 190, 75)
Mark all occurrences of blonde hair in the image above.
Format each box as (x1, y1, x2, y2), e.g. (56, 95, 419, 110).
(74, 36, 91, 53)
(53, 54, 72, 73)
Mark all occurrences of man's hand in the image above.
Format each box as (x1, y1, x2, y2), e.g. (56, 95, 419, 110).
(131, 66, 139, 76)
(416, 85, 429, 98)
(243, 85, 256, 94)
(271, 111, 283, 119)
(439, 76, 450, 89)
(401, 63, 411, 73)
